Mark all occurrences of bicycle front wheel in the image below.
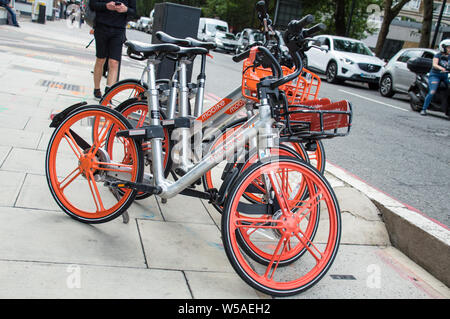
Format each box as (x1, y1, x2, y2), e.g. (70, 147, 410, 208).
(221, 156, 341, 296)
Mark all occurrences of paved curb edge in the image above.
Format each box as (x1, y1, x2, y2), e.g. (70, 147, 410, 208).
(325, 162, 450, 288)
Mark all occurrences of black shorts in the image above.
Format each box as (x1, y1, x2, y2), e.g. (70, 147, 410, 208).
(94, 24, 126, 62)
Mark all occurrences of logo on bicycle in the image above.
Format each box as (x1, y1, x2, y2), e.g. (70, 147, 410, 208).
(200, 98, 232, 122)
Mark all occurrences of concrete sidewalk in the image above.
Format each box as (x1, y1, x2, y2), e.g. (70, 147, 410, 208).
(0, 18, 448, 299)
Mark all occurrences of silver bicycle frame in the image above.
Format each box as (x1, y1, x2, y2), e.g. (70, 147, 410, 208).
(145, 58, 275, 199)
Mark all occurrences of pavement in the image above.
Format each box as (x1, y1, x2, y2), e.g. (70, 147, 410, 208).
(0, 18, 448, 300)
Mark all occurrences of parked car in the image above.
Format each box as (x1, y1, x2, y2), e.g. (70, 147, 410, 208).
(235, 29, 265, 54)
(197, 18, 238, 53)
(379, 48, 436, 97)
(198, 18, 229, 42)
(137, 17, 152, 33)
(127, 21, 137, 29)
(304, 35, 385, 89)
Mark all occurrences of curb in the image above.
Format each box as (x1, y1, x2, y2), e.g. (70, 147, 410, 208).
(325, 161, 450, 288)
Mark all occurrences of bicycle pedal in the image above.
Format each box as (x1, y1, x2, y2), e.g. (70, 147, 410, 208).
(105, 180, 162, 195)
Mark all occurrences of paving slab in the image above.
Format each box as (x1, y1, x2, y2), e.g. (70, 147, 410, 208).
(0, 170, 26, 206)
(157, 195, 216, 224)
(0, 260, 191, 299)
(0, 128, 42, 149)
(334, 186, 391, 246)
(1, 147, 46, 174)
(0, 145, 11, 165)
(185, 271, 262, 299)
(0, 207, 146, 268)
(138, 219, 234, 273)
(282, 245, 449, 299)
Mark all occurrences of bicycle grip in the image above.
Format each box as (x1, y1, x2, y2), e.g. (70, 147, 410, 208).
(289, 15, 315, 33)
(303, 23, 326, 38)
(232, 49, 251, 63)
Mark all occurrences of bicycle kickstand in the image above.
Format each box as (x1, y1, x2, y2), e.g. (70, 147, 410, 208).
(108, 187, 130, 224)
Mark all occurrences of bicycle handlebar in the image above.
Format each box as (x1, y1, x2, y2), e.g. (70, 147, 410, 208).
(303, 23, 326, 38)
(288, 15, 315, 34)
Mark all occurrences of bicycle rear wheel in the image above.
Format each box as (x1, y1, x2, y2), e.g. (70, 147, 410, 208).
(221, 156, 341, 296)
(45, 105, 144, 224)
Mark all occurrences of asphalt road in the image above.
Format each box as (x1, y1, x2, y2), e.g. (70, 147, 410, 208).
(194, 48, 450, 228)
(4, 21, 449, 227)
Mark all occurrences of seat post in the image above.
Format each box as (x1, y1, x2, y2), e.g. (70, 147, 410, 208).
(193, 54, 207, 118)
(174, 57, 194, 174)
(145, 57, 166, 185)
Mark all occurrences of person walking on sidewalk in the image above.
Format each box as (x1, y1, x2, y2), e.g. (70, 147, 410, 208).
(0, 0, 20, 27)
(89, 0, 136, 99)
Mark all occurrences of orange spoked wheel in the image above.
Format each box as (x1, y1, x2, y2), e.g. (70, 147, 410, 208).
(222, 156, 341, 296)
(45, 105, 143, 224)
(100, 79, 147, 109)
(106, 101, 172, 199)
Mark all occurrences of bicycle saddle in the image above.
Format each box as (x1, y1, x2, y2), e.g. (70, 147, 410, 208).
(186, 37, 216, 51)
(125, 41, 180, 58)
(177, 46, 209, 56)
(155, 31, 191, 47)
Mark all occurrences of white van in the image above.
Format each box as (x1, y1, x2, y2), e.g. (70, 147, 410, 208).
(198, 18, 229, 42)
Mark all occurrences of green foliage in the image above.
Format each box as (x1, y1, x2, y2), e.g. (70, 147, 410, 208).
(135, 0, 383, 39)
(301, 0, 383, 40)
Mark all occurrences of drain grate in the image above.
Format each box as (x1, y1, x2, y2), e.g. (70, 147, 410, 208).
(330, 274, 357, 280)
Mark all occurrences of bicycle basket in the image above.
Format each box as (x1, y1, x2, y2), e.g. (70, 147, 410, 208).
(278, 100, 353, 140)
(241, 59, 321, 103)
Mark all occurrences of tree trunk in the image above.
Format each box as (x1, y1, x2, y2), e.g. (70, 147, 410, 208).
(374, 0, 411, 57)
(334, 0, 346, 36)
(420, 0, 433, 48)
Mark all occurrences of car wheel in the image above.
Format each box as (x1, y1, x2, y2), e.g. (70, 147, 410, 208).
(326, 61, 339, 83)
(379, 74, 395, 97)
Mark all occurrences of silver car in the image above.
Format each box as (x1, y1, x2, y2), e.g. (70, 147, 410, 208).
(379, 48, 435, 97)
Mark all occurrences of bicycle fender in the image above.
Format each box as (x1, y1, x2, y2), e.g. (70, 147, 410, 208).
(49, 102, 88, 128)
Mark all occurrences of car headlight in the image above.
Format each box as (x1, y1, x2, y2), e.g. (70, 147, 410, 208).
(340, 58, 355, 65)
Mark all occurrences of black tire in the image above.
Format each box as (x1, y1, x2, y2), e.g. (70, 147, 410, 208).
(221, 156, 341, 297)
(409, 89, 423, 112)
(326, 61, 340, 84)
(379, 74, 395, 97)
(46, 105, 144, 224)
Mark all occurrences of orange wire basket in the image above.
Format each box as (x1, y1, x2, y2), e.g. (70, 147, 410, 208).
(241, 58, 321, 103)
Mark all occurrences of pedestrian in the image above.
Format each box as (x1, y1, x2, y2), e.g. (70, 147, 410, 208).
(0, 0, 20, 27)
(89, 0, 136, 100)
(421, 39, 450, 116)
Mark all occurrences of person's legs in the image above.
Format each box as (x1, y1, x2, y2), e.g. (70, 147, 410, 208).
(93, 58, 106, 90)
(93, 27, 108, 98)
(422, 75, 440, 114)
(106, 58, 119, 87)
(2, 5, 19, 26)
(105, 30, 125, 88)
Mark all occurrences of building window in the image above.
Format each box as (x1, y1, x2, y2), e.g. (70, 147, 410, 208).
(404, 0, 421, 11)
